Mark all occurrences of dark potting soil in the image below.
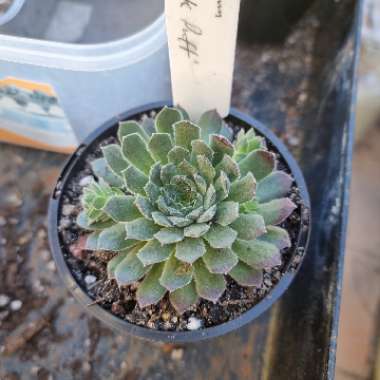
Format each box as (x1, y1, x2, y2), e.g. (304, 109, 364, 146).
(58, 112, 308, 332)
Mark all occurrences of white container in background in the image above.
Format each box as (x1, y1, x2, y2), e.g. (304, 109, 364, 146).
(0, 0, 170, 153)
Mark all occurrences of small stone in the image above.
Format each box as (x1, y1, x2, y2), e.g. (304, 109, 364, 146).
(162, 312, 170, 322)
(47, 261, 56, 272)
(10, 300, 23, 311)
(37, 228, 47, 240)
(0, 294, 10, 307)
(84, 275, 97, 285)
(186, 317, 202, 331)
(79, 176, 93, 187)
(82, 362, 91, 372)
(59, 217, 71, 230)
(111, 302, 126, 316)
(171, 348, 184, 361)
(18, 233, 32, 245)
(171, 316, 178, 323)
(41, 249, 51, 261)
(6, 193, 23, 208)
(287, 135, 300, 147)
(62, 204, 76, 216)
(0, 216, 6, 226)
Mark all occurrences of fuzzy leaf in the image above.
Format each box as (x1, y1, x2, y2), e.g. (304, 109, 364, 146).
(204, 184, 216, 209)
(160, 163, 177, 185)
(168, 146, 190, 165)
(85, 232, 100, 250)
(239, 149, 276, 180)
(233, 239, 281, 269)
(202, 246, 238, 274)
(183, 223, 210, 238)
(125, 218, 160, 241)
(210, 134, 234, 164)
(152, 211, 173, 227)
(178, 160, 197, 176)
(256, 198, 296, 225)
(134, 195, 154, 220)
(91, 158, 123, 187)
(122, 166, 148, 196)
(148, 133, 172, 164)
(196, 155, 216, 183)
(154, 228, 184, 245)
(216, 155, 240, 181)
(170, 281, 198, 314)
(175, 238, 206, 264)
(204, 225, 238, 249)
(198, 110, 222, 142)
(214, 171, 231, 201)
(228, 172, 256, 203)
(97, 224, 135, 251)
(118, 120, 149, 143)
(230, 214, 266, 240)
(137, 240, 174, 266)
(122, 133, 155, 175)
(76, 211, 114, 230)
(197, 204, 217, 223)
(144, 182, 160, 203)
(193, 260, 226, 302)
(102, 144, 128, 176)
(115, 244, 149, 285)
(256, 171, 293, 203)
(159, 255, 193, 292)
(107, 251, 129, 279)
(155, 106, 183, 135)
(258, 226, 291, 250)
(148, 162, 162, 186)
(168, 216, 193, 227)
(142, 117, 156, 136)
(215, 201, 239, 226)
(103, 195, 141, 222)
(174, 121, 201, 151)
(136, 263, 166, 308)
(229, 261, 263, 287)
(191, 139, 214, 161)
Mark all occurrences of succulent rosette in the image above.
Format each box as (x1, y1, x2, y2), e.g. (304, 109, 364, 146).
(77, 107, 296, 313)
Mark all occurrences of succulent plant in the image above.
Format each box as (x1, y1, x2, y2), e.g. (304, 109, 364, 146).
(76, 106, 296, 313)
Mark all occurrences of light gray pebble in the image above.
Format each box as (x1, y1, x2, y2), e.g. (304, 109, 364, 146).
(0, 294, 10, 307)
(84, 275, 97, 285)
(79, 176, 93, 187)
(10, 299, 23, 311)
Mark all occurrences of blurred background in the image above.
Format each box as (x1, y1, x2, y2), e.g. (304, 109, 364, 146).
(0, 0, 379, 379)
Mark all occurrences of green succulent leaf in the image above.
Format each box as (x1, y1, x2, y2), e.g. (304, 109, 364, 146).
(125, 218, 160, 241)
(256, 198, 297, 225)
(155, 106, 183, 135)
(151, 211, 173, 227)
(170, 281, 198, 314)
(228, 172, 256, 203)
(97, 224, 137, 251)
(134, 195, 154, 220)
(183, 223, 210, 238)
(103, 195, 141, 222)
(202, 246, 238, 274)
(196, 155, 216, 183)
(137, 240, 174, 266)
(159, 254, 193, 292)
(76, 211, 114, 231)
(215, 154, 240, 181)
(197, 204, 217, 223)
(256, 171, 293, 203)
(148, 133, 173, 164)
(230, 214, 266, 240)
(204, 224, 238, 249)
(229, 261, 263, 287)
(214, 171, 231, 201)
(107, 250, 129, 279)
(91, 158, 123, 187)
(215, 201, 239, 226)
(85, 232, 100, 250)
(210, 134, 234, 164)
(114, 244, 149, 285)
(102, 144, 128, 176)
(168, 146, 190, 165)
(154, 227, 184, 245)
(238, 149, 276, 180)
(198, 110, 222, 142)
(258, 226, 291, 250)
(174, 121, 201, 151)
(193, 260, 226, 302)
(118, 120, 149, 143)
(175, 238, 206, 264)
(191, 139, 214, 161)
(232, 239, 281, 269)
(122, 166, 148, 196)
(136, 263, 166, 308)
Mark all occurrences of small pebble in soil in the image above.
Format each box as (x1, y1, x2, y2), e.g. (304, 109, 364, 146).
(5, 193, 23, 208)
(79, 175, 93, 187)
(0, 294, 10, 307)
(186, 317, 202, 331)
(62, 204, 76, 216)
(41, 249, 51, 261)
(10, 300, 23, 311)
(84, 275, 97, 285)
(47, 261, 56, 272)
(171, 348, 184, 361)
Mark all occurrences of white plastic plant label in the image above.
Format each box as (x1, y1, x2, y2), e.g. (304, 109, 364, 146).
(165, 0, 241, 120)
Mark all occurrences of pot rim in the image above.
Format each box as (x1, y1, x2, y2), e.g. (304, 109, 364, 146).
(48, 101, 311, 343)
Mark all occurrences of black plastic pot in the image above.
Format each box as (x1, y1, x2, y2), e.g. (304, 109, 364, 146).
(48, 101, 311, 343)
